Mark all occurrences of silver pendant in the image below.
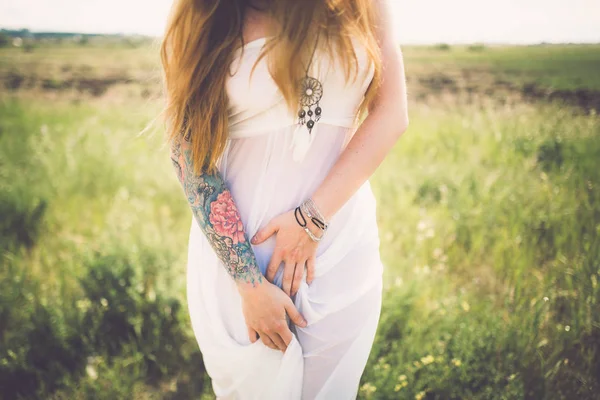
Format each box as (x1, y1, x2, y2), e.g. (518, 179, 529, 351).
(297, 75, 323, 134)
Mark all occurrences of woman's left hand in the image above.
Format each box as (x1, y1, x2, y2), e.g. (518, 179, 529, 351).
(251, 209, 319, 297)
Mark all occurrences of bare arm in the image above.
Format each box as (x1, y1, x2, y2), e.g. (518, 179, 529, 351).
(311, 0, 409, 219)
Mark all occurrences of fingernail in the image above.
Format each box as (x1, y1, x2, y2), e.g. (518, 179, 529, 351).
(251, 236, 256, 244)
(301, 319, 308, 327)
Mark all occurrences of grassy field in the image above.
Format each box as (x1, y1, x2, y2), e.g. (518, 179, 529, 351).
(1, 40, 599, 399)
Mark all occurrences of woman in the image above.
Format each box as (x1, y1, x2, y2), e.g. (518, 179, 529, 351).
(161, 0, 408, 398)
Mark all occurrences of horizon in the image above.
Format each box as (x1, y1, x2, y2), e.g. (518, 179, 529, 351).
(2, 27, 598, 46)
(1, 1, 599, 45)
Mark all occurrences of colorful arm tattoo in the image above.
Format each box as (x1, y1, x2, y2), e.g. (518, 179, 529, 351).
(170, 136, 263, 286)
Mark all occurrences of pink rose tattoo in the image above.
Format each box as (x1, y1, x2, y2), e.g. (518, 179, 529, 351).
(171, 137, 262, 286)
(209, 190, 246, 245)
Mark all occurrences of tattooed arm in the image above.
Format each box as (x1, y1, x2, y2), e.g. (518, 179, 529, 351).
(169, 136, 263, 286)
(169, 135, 307, 351)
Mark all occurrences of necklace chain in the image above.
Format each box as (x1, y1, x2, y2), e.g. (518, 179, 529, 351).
(305, 29, 321, 76)
(296, 29, 323, 135)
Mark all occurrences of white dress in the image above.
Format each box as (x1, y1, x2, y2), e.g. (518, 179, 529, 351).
(186, 36, 384, 400)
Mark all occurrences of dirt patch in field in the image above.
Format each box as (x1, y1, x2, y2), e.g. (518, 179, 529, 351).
(408, 70, 600, 112)
(5, 72, 133, 97)
(417, 74, 459, 93)
(1, 67, 165, 101)
(521, 83, 600, 113)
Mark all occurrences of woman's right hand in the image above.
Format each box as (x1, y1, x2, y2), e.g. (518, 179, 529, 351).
(237, 280, 307, 352)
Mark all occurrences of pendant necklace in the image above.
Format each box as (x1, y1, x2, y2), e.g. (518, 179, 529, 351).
(296, 30, 323, 134)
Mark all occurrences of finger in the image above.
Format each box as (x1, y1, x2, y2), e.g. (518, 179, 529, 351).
(285, 301, 307, 328)
(307, 256, 316, 284)
(251, 219, 279, 245)
(259, 332, 278, 350)
(278, 323, 293, 347)
(247, 327, 258, 343)
(266, 252, 283, 282)
(291, 261, 305, 296)
(282, 260, 295, 296)
(270, 332, 287, 352)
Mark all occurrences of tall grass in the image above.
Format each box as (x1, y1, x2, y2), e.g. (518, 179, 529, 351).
(363, 99, 599, 399)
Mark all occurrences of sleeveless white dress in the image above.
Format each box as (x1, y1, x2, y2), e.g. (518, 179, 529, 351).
(186, 36, 384, 400)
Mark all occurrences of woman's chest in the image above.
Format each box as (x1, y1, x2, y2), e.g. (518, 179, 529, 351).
(226, 39, 375, 121)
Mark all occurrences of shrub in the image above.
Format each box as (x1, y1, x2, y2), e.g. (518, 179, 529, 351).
(467, 44, 486, 52)
(0, 250, 206, 399)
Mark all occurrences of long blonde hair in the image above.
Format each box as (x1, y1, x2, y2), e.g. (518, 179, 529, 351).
(160, 0, 383, 174)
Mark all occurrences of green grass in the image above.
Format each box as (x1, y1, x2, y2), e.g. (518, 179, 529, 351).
(365, 99, 600, 399)
(1, 42, 599, 399)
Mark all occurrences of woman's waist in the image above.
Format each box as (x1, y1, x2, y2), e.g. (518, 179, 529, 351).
(188, 179, 380, 281)
(221, 127, 349, 225)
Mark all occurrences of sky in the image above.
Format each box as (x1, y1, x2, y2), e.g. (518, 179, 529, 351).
(1, 0, 599, 44)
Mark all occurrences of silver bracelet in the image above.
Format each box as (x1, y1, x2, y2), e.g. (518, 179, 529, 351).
(301, 198, 329, 234)
(300, 203, 327, 238)
(294, 205, 324, 242)
(303, 226, 322, 242)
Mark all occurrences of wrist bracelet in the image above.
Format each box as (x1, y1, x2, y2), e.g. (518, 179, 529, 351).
(294, 206, 307, 227)
(301, 202, 327, 232)
(301, 198, 329, 234)
(305, 198, 329, 227)
(295, 206, 323, 243)
(303, 226, 322, 242)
